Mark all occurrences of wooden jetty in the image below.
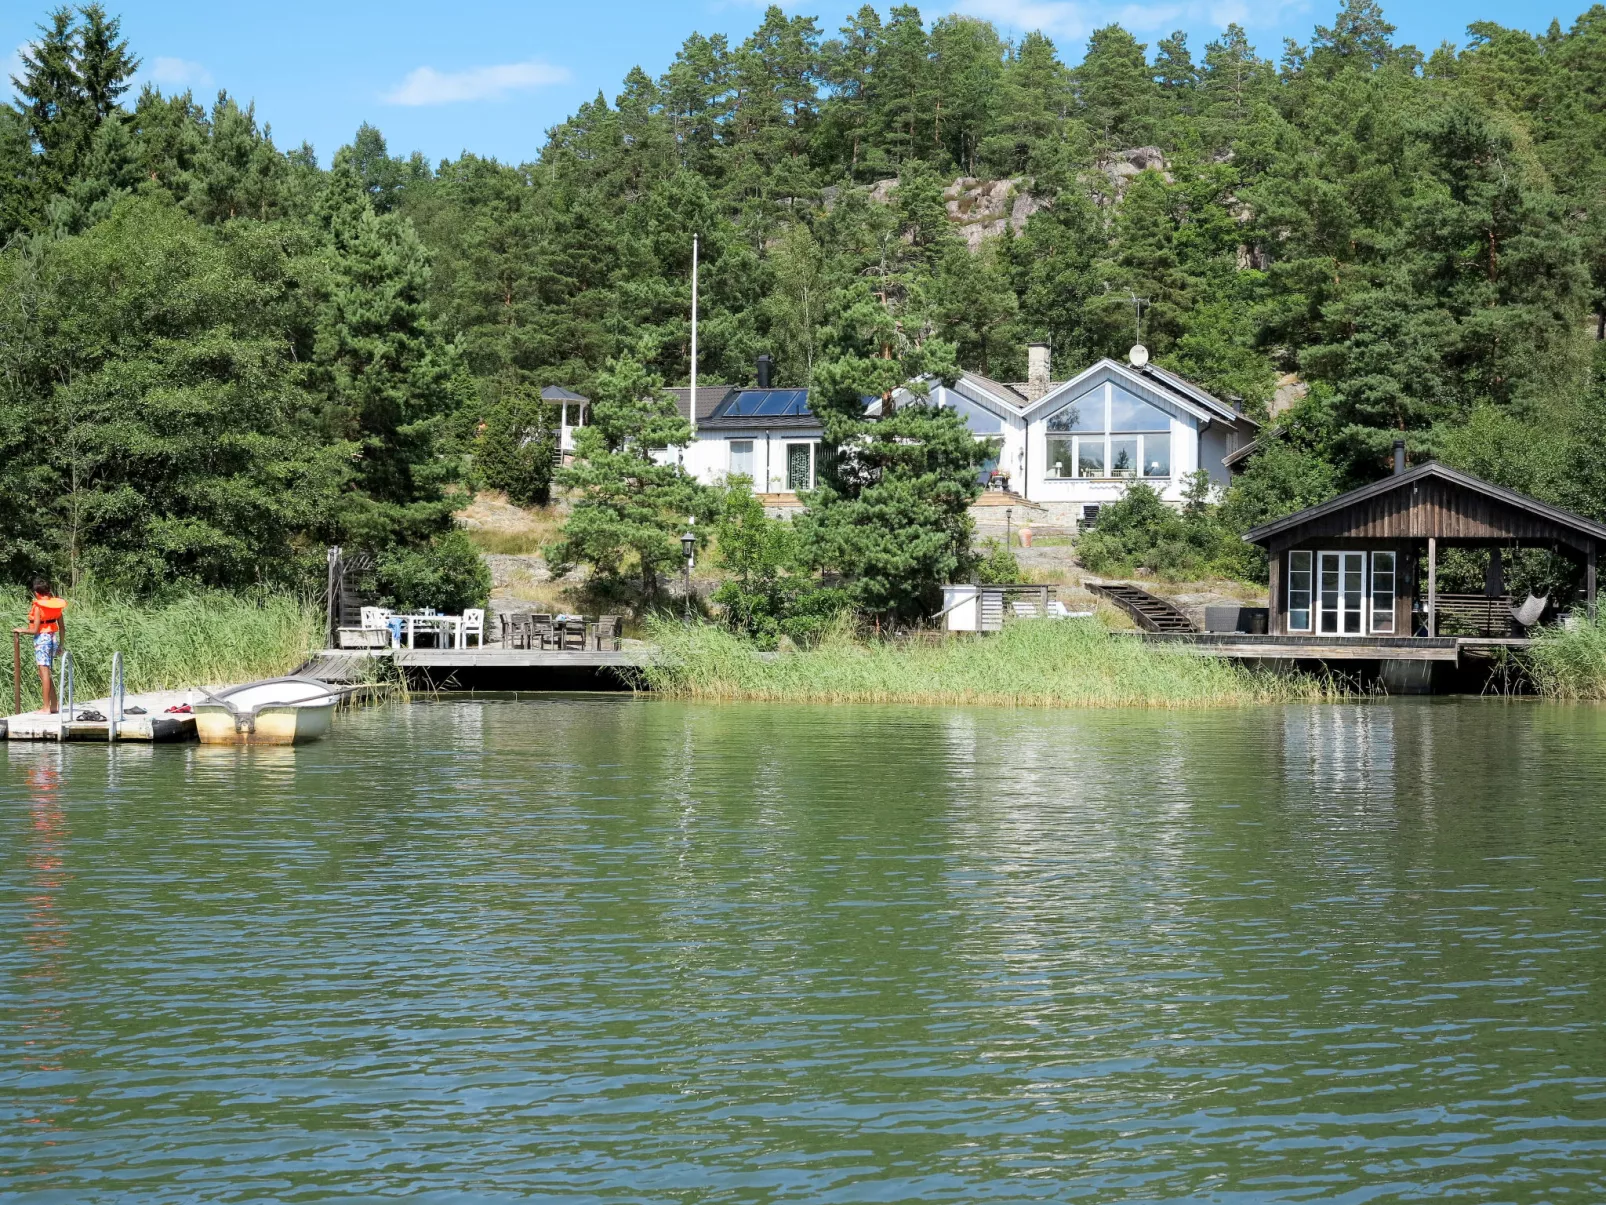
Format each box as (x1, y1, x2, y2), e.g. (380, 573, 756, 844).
(297, 646, 649, 691)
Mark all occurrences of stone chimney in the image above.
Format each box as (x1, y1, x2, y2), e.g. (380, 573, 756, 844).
(1026, 342, 1051, 402)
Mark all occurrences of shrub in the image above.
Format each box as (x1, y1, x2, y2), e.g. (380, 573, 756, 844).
(972, 538, 1021, 584)
(375, 528, 492, 613)
(1076, 476, 1243, 579)
(711, 482, 848, 647)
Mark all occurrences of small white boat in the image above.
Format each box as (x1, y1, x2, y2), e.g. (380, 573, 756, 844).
(193, 677, 341, 745)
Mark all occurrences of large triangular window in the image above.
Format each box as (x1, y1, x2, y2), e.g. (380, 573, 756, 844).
(1045, 386, 1105, 433)
(1044, 380, 1175, 482)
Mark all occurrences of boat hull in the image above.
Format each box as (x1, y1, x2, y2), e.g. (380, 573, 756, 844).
(194, 701, 335, 745)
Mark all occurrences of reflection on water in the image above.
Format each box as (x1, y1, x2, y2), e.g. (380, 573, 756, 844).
(3, 698, 1605, 1202)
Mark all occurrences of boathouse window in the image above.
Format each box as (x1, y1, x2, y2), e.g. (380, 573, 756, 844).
(1370, 551, 1396, 634)
(1045, 384, 1172, 479)
(1287, 551, 1313, 632)
(729, 440, 754, 482)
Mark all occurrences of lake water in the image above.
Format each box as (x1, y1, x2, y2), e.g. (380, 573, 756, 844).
(4, 698, 1606, 1202)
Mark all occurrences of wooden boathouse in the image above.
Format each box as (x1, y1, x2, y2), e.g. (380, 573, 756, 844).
(1244, 457, 1600, 641)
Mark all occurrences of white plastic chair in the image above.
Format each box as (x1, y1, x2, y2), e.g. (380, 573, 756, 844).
(459, 609, 485, 648)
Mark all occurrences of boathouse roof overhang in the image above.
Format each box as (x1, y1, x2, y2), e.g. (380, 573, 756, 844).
(1242, 462, 1606, 556)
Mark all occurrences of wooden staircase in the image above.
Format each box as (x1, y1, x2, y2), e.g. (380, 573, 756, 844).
(1086, 581, 1198, 633)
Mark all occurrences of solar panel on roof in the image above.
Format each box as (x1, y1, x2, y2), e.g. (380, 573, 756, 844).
(713, 389, 812, 418)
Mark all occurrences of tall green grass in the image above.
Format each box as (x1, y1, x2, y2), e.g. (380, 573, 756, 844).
(1526, 615, 1606, 700)
(643, 619, 1342, 708)
(2, 591, 321, 712)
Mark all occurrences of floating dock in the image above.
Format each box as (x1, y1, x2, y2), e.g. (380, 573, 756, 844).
(2, 690, 198, 742)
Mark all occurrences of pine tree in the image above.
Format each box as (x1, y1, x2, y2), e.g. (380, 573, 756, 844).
(547, 353, 710, 596)
(314, 156, 460, 544)
(1076, 25, 1157, 151)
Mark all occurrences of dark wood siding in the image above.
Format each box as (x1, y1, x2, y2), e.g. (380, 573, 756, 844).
(1268, 479, 1597, 552)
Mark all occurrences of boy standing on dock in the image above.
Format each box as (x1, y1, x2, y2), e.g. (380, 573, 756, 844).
(15, 580, 67, 714)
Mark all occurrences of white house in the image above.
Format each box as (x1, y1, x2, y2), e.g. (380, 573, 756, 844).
(664, 357, 828, 496)
(645, 346, 1256, 517)
(873, 344, 1257, 522)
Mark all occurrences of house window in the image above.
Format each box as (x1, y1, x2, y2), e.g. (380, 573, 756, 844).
(729, 440, 754, 482)
(1044, 383, 1172, 480)
(1143, 433, 1170, 478)
(785, 442, 812, 491)
(1371, 551, 1396, 634)
(1288, 551, 1313, 632)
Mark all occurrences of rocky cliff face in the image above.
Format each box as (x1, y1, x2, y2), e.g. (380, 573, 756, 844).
(852, 148, 1198, 251)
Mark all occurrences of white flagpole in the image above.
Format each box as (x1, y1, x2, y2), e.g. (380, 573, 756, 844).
(690, 234, 699, 442)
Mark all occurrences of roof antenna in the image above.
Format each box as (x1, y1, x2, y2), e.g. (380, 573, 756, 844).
(1128, 293, 1149, 368)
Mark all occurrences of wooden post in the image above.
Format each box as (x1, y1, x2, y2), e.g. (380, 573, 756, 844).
(11, 630, 19, 717)
(1427, 537, 1438, 637)
(1268, 549, 1283, 636)
(1589, 542, 1598, 622)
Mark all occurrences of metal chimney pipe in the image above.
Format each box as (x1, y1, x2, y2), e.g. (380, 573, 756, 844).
(1393, 438, 1406, 476)
(756, 354, 774, 389)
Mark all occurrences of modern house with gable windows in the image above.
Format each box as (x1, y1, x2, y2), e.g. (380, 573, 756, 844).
(907, 345, 1258, 518)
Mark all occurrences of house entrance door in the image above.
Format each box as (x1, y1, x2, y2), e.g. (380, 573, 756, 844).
(1317, 551, 1365, 634)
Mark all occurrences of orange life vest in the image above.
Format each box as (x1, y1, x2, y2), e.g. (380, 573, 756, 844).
(29, 596, 66, 634)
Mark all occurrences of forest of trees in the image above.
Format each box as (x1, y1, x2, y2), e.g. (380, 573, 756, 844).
(4, 0, 1606, 603)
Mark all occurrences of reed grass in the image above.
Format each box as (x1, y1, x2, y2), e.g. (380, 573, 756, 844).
(1525, 615, 1606, 700)
(642, 618, 1342, 708)
(2, 590, 321, 712)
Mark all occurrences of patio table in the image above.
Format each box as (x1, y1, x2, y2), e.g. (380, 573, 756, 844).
(392, 612, 461, 649)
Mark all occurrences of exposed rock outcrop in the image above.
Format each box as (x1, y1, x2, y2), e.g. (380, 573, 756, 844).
(863, 175, 1046, 249)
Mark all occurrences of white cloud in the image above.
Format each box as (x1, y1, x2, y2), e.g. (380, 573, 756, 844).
(383, 60, 570, 106)
(149, 56, 214, 91)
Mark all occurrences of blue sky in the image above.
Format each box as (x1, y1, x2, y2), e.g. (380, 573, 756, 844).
(1, 0, 1587, 168)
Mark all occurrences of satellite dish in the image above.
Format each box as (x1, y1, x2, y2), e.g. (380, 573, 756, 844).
(1128, 344, 1150, 368)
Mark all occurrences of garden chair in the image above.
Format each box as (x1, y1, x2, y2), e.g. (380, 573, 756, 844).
(561, 618, 587, 650)
(531, 614, 555, 650)
(506, 613, 533, 650)
(459, 608, 485, 648)
(594, 615, 621, 651)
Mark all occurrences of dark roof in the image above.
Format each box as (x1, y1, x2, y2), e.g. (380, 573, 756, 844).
(667, 385, 735, 424)
(1136, 363, 1248, 424)
(1243, 462, 1606, 547)
(541, 386, 588, 402)
(964, 373, 1031, 406)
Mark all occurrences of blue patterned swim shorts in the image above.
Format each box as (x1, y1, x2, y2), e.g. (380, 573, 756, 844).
(33, 631, 57, 667)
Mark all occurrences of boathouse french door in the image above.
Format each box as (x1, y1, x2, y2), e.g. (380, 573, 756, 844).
(1289, 550, 1398, 635)
(1317, 552, 1366, 634)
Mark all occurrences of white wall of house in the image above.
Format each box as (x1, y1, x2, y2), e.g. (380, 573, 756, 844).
(662, 428, 826, 492)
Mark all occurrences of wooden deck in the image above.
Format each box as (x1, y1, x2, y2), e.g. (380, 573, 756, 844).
(1142, 633, 1531, 661)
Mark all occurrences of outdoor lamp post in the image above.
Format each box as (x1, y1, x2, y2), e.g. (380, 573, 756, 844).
(681, 527, 697, 620)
